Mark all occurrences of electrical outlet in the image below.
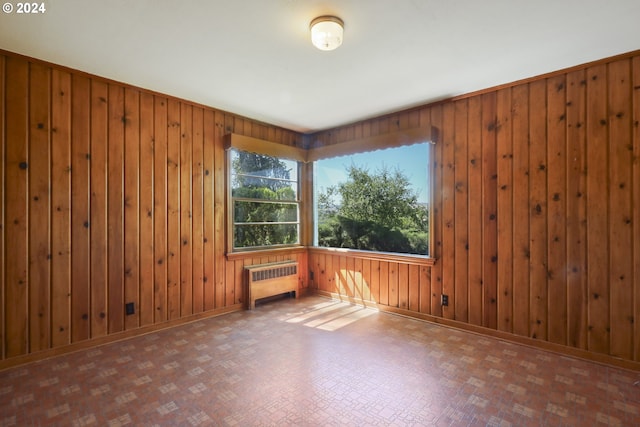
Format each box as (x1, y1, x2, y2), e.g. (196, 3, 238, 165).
(125, 302, 135, 315)
(441, 294, 449, 306)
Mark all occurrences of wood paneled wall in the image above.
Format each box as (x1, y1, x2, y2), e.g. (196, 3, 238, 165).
(307, 52, 640, 365)
(309, 249, 435, 313)
(2, 48, 640, 369)
(0, 51, 305, 367)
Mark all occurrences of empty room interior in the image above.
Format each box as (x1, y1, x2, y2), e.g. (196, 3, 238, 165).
(1, 1, 640, 425)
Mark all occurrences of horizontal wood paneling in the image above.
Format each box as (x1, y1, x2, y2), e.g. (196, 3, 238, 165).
(308, 52, 640, 366)
(0, 51, 304, 368)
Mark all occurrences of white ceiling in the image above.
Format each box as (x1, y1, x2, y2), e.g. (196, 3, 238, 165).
(1, 0, 639, 133)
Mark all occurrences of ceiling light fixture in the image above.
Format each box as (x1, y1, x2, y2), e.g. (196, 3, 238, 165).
(310, 16, 344, 51)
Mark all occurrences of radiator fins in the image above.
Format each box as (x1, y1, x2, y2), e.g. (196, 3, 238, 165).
(251, 265, 298, 282)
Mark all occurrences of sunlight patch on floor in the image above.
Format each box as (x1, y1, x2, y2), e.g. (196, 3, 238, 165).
(285, 299, 377, 331)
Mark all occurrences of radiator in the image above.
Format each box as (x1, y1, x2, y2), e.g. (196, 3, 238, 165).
(245, 261, 299, 309)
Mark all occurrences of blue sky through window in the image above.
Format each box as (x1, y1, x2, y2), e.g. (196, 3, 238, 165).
(314, 142, 431, 204)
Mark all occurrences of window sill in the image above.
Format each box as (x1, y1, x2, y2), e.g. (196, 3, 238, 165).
(226, 246, 308, 261)
(308, 246, 437, 266)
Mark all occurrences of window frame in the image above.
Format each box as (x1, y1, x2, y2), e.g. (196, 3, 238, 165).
(224, 134, 307, 254)
(308, 128, 436, 260)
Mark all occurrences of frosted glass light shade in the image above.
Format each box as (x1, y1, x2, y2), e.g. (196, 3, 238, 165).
(310, 16, 344, 51)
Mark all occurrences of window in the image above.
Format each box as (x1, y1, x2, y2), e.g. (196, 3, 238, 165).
(230, 149, 300, 250)
(314, 143, 431, 256)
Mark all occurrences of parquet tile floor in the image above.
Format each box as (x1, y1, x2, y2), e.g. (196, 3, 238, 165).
(1, 296, 639, 426)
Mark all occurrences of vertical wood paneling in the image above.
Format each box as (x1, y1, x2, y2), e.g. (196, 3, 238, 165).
(430, 105, 443, 317)
(139, 92, 154, 327)
(90, 81, 108, 337)
(166, 99, 181, 320)
(153, 97, 168, 323)
(607, 59, 633, 360)
(481, 92, 498, 330)
(388, 262, 398, 308)
(346, 257, 355, 298)
(355, 258, 365, 302)
(28, 63, 51, 351)
(180, 104, 193, 315)
(71, 75, 91, 342)
(586, 64, 610, 353)
(1, 52, 312, 366)
(224, 260, 235, 308)
(632, 56, 640, 362)
(566, 69, 588, 350)
(362, 258, 371, 302)
(107, 84, 124, 334)
(369, 259, 379, 303)
(335, 255, 344, 295)
(51, 70, 72, 347)
(4, 58, 29, 356)
(496, 88, 513, 333)
(213, 113, 225, 309)
(4, 49, 640, 368)
(0, 55, 4, 359)
(318, 253, 327, 292)
(441, 103, 455, 319)
(397, 262, 408, 309)
(453, 99, 469, 322)
(123, 88, 140, 330)
(467, 97, 483, 326)
(528, 80, 548, 341)
(408, 264, 419, 311)
(192, 108, 205, 311)
(546, 75, 567, 345)
(419, 265, 430, 314)
(202, 110, 215, 311)
(378, 261, 389, 306)
(511, 84, 530, 337)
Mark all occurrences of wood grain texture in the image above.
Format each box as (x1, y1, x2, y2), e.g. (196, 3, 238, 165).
(481, 92, 498, 330)
(441, 103, 455, 320)
(3, 48, 640, 368)
(586, 64, 610, 354)
(120, 88, 140, 332)
(546, 75, 567, 346)
(0, 51, 308, 366)
(28, 63, 51, 352)
(565, 69, 587, 350)
(607, 59, 633, 360)
(632, 56, 640, 362)
(511, 84, 530, 337)
(496, 87, 513, 333)
(71, 75, 91, 342)
(90, 81, 108, 338)
(51, 69, 72, 348)
(308, 50, 640, 364)
(5, 57, 29, 356)
(153, 97, 168, 323)
(0, 55, 4, 360)
(107, 84, 124, 334)
(528, 80, 548, 341)
(453, 99, 469, 323)
(139, 92, 155, 327)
